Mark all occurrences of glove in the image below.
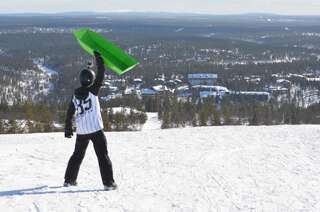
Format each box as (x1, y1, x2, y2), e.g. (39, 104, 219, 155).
(94, 50, 102, 59)
(94, 50, 104, 67)
(65, 128, 73, 138)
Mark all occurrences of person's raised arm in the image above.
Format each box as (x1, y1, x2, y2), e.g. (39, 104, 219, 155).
(90, 51, 105, 95)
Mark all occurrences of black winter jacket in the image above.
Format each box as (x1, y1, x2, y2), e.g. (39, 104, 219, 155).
(65, 53, 105, 137)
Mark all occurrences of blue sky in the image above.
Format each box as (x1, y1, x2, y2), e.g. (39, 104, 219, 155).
(1, 0, 320, 15)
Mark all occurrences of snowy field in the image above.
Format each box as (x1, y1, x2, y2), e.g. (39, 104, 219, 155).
(1, 125, 320, 211)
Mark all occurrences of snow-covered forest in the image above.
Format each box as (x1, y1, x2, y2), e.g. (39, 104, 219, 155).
(1, 13, 320, 133)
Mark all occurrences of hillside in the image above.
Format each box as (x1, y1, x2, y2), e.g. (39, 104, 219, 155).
(0, 125, 320, 211)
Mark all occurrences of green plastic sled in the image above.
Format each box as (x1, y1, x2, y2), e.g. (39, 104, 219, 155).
(74, 28, 139, 75)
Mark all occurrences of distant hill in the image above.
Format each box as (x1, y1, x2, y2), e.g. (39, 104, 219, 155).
(1, 11, 319, 18)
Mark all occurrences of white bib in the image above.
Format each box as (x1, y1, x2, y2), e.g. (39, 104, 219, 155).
(73, 92, 104, 135)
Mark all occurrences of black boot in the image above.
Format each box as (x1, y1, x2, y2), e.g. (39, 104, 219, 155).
(63, 181, 78, 187)
(104, 182, 117, 191)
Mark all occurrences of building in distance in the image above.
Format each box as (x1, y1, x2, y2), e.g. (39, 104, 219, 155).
(188, 73, 218, 86)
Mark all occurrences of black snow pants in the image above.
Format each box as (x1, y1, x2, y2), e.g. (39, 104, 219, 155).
(64, 130, 114, 185)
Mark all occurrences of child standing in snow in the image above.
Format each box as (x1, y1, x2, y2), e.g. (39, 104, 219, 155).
(64, 51, 117, 191)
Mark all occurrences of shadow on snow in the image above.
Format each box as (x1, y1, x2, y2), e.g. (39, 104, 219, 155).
(0, 185, 106, 197)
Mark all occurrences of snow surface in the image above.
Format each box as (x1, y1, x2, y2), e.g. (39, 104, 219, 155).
(141, 112, 161, 131)
(1, 125, 320, 211)
(109, 107, 144, 116)
(36, 64, 58, 77)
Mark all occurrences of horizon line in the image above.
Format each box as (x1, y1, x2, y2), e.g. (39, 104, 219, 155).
(0, 10, 319, 16)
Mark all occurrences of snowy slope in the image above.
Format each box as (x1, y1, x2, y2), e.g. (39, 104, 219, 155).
(1, 125, 320, 211)
(141, 112, 161, 131)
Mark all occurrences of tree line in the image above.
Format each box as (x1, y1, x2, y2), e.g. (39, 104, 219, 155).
(0, 100, 147, 134)
(154, 94, 320, 129)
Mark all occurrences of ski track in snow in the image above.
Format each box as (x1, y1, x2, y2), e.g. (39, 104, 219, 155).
(0, 125, 320, 211)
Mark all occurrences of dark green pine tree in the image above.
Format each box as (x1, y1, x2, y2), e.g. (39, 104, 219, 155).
(291, 104, 299, 124)
(250, 106, 259, 126)
(7, 119, 18, 134)
(161, 111, 171, 129)
(221, 103, 232, 125)
(34, 122, 44, 133)
(199, 103, 209, 126)
(108, 109, 114, 130)
(139, 112, 147, 126)
(103, 109, 112, 131)
(114, 111, 126, 131)
(26, 120, 35, 133)
(0, 120, 4, 134)
(263, 104, 273, 125)
(213, 107, 221, 126)
(128, 108, 136, 129)
(171, 97, 180, 127)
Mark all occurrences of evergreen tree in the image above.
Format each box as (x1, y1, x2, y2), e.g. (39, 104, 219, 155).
(290, 105, 299, 124)
(26, 120, 35, 133)
(128, 108, 136, 127)
(0, 120, 4, 134)
(171, 97, 180, 127)
(43, 122, 53, 132)
(199, 103, 209, 126)
(213, 108, 221, 126)
(250, 106, 259, 125)
(161, 111, 171, 129)
(24, 102, 34, 121)
(263, 104, 273, 125)
(108, 109, 114, 130)
(139, 112, 147, 126)
(178, 101, 186, 127)
(7, 119, 18, 134)
(222, 103, 232, 125)
(282, 104, 291, 124)
(34, 122, 44, 133)
(103, 109, 112, 131)
(114, 111, 126, 131)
